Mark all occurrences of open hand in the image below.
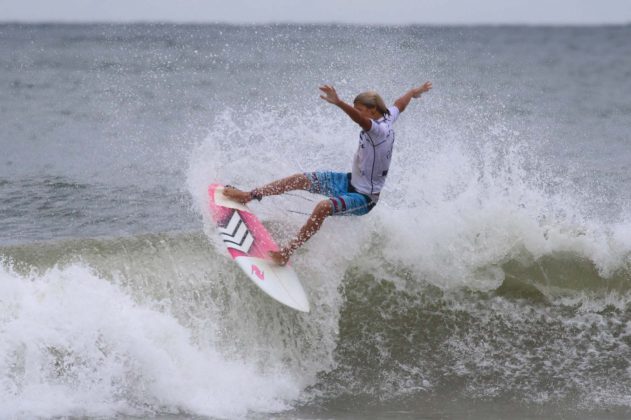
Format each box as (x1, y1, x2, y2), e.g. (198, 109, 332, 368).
(411, 81, 432, 98)
(319, 85, 341, 105)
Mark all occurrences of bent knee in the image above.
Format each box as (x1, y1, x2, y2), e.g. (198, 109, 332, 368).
(314, 200, 333, 217)
(290, 173, 311, 189)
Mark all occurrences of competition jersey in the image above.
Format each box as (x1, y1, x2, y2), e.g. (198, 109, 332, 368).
(350, 105, 400, 201)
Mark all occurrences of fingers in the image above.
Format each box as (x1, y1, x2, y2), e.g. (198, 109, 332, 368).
(319, 84, 338, 103)
(415, 81, 432, 96)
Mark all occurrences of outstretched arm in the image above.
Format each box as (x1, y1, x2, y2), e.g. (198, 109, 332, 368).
(394, 81, 432, 113)
(319, 85, 372, 131)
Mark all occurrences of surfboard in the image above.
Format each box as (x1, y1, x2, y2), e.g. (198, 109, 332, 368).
(208, 184, 310, 313)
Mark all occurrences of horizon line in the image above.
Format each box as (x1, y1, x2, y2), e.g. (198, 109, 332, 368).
(1, 20, 629, 28)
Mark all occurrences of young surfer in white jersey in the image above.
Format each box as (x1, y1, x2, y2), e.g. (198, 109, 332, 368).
(224, 81, 432, 265)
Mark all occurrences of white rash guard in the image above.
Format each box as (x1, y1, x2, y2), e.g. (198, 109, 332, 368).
(350, 105, 400, 201)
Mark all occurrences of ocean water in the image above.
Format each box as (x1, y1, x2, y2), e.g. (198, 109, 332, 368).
(1, 23, 631, 419)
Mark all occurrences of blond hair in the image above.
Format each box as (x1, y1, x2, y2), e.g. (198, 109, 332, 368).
(353, 91, 390, 116)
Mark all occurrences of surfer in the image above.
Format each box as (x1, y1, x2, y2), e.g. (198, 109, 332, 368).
(224, 82, 432, 265)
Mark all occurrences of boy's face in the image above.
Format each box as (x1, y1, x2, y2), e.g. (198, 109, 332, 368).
(354, 102, 381, 120)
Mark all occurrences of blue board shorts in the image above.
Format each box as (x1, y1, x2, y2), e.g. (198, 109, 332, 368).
(304, 172, 376, 216)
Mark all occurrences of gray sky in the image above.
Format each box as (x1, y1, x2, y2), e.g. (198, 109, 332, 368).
(1, 0, 630, 25)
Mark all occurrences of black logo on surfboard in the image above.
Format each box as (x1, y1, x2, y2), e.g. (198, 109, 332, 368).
(218, 210, 254, 253)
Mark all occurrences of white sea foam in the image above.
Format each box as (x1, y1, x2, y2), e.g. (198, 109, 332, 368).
(188, 107, 631, 295)
(376, 135, 631, 290)
(0, 263, 304, 419)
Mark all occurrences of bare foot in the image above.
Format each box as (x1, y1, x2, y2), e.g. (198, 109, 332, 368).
(269, 249, 291, 266)
(223, 186, 251, 204)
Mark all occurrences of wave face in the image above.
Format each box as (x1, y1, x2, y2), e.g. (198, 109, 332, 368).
(1, 23, 631, 418)
(2, 224, 631, 418)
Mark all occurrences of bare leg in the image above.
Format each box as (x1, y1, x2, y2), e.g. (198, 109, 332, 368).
(223, 173, 310, 204)
(269, 200, 332, 265)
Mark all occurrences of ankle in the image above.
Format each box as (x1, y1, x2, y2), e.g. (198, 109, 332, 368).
(250, 188, 263, 201)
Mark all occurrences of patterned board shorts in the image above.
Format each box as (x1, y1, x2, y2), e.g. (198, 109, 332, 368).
(304, 171, 376, 216)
